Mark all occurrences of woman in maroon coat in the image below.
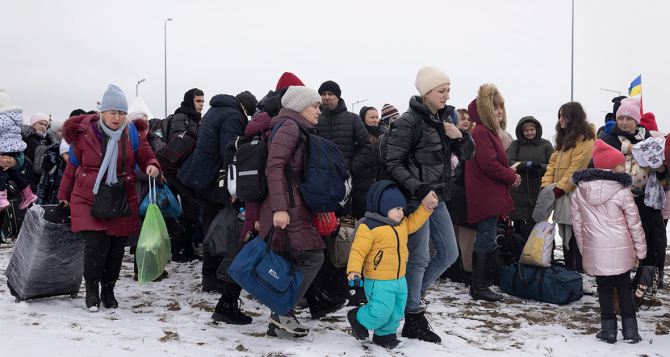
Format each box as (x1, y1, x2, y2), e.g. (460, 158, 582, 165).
(58, 85, 160, 312)
(258, 85, 325, 338)
(465, 83, 521, 302)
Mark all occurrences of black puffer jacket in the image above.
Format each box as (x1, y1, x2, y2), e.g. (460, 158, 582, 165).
(352, 124, 387, 219)
(177, 94, 247, 206)
(385, 96, 475, 204)
(506, 116, 554, 222)
(21, 125, 56, 188)
(315, 98, 370, 175)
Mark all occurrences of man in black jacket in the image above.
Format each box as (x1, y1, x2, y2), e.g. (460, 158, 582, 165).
(308, 80, 371, 316)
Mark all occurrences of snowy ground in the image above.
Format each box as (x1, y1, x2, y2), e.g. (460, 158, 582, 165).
(1, 242, 669, 357)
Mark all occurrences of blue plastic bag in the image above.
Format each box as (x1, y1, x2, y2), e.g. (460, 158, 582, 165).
(139, 183, 181, 218)
(227, 228, 304, 315)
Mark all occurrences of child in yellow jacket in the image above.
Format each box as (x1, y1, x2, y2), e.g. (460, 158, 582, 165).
(346, 180, 438, 348)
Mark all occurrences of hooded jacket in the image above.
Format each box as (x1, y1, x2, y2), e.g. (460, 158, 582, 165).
(571, 169, 646, 276)
(315, 98, 371, 175)
(464, 84, 516, 223)
(385, 96, 475, 204)
(177, 94, 247, 206)
(57, 115, 159, 237)
(0, 109, 27, 153)
(259, 108, 325, 252)
(507, 117, 555, 221)
(346, 180, 431, 280)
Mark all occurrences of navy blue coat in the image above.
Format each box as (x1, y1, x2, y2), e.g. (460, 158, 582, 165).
(177, 94, 247, 205)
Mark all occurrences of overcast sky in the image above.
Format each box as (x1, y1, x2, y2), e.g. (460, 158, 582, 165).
(2, 0, 668, 138)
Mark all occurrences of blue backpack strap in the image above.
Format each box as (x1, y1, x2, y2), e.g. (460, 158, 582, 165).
(68, 145, 80, 167)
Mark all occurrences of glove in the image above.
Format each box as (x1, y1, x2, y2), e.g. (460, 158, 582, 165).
(553, 187, 565, 199)
(531, 162, 542, 171)
(525, 161, 534, 168)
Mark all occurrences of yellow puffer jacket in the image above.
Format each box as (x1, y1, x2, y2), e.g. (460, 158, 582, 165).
(541, 137, 594, 193)
(346, 205, 431, 280)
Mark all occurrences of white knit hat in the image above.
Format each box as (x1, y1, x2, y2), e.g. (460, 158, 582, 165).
(415, 66, 451, 96)
(127, 97, 154, 120)
(0, 88, 22, 113)
(281, 86, 321, 113)
(30, 113, 50, 126)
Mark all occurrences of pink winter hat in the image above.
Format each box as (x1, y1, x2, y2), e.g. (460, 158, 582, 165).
(30, 113, 49, 126)
(615, 97, 641, 123)
(592, 139, 625, 170)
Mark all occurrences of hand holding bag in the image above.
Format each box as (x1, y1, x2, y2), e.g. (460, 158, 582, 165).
(227, 227, 304, 315)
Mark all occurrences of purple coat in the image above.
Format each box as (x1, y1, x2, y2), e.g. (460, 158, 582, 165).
(259, 109, 325, 252)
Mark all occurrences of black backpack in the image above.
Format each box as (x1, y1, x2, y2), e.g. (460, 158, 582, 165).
(226, 134, 269, 203)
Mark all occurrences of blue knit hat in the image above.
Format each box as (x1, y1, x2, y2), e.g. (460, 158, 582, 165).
(379, 186, 407, 217)
(99, 84, 128, 113)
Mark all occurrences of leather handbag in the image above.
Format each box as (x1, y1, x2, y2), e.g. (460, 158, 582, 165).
(90, 135, 132, 219)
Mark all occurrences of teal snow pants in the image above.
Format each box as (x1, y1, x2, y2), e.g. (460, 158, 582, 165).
(356, 277, 408, 336)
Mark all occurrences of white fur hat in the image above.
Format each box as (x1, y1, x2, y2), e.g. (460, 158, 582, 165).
(0, 88, 22, 113)
(415, 66, 451, 96)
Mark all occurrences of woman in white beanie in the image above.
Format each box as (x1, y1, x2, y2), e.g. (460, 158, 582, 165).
(21, 113, 57, 189)
(258, 85, 325, 338)
(384, 66, 475, 343)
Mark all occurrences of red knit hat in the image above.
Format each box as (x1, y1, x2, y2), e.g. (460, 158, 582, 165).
(640, 112, 658, 131)
(275, 72, 304, 91)
(592, 139, 625, 169)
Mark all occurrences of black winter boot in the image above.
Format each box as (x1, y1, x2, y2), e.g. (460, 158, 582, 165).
(85, 281, 100, 312)
(470, 253, 503, 302)
(212, 295, 252, 325)
(596, 319, 617, 344)
(100, 282, 118, 309)
(306, 287, 346, 319)
(373, 333, 400, 349)
(401, 311, 441, 344)
(622, 317, 642, 343)
(347, 307, 369, 340)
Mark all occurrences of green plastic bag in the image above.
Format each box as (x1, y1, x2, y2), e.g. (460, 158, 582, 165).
(136, 178, 171, 284)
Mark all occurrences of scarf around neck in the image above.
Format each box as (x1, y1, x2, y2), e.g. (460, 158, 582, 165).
(93, 120, 127, 194)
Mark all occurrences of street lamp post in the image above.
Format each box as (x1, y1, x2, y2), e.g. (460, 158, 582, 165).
(164, 18, 173, 117)
(600, 88, 622, 96)
(136, 78, 146, 97)
(570, 0, 574, 101)
(351, 99, 368, 113)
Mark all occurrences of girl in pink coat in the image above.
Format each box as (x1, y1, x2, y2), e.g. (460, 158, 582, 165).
(571, 139, 646, 344)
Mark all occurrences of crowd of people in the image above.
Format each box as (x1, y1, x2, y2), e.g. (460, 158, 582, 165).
(0, 65, 668, 349)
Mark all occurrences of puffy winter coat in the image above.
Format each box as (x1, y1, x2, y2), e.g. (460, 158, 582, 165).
(351, 124, 387, 219)
(0, 109, 27, 153)
(315, 98, 370, 175)
(571, 169, 646, 276)
(465, 89, 516, 224)
(507, 116, 555, 222)
(347, 180, 431, 280)
(259, 108, 325, 252)
(177, 94, 247, 206)
(21, 124, 56, 188)
(385, 96, 475, 204)
(541, 136, 594, 193)
(57, 115, 160, 237)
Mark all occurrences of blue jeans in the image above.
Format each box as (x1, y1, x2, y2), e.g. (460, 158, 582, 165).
(474, 215, 498, 254)
(356, 277, 408, 336)
(405, 202, 458, 313)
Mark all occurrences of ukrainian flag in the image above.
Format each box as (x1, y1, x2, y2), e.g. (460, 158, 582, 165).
(628, 75, 642, 96)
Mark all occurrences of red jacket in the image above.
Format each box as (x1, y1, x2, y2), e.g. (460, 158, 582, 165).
(57, 115, 160, 237)
(465, 100, 516, 223)
(259, 109, 325, 252)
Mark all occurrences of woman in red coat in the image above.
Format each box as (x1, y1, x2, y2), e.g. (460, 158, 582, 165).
(58, 84, 160, 312)
(465, 83, 521, 302)
(258, 85, 325, 338)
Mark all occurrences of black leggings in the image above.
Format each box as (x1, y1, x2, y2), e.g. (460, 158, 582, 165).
(596, 272, 635, 320)
(0, 168, 29, 191)
(81, 231, 128, 284)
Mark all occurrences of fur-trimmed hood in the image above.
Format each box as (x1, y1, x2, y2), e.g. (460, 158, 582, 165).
(572, 168, 632, 205)
(475, 83, 506, 133)
(62, 114, 98, 144)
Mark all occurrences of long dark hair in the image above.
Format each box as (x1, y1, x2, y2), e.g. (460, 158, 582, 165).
(555, 102, 595, 151)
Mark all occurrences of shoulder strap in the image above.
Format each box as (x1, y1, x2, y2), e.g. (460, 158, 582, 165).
(68, 123, 139, 168)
